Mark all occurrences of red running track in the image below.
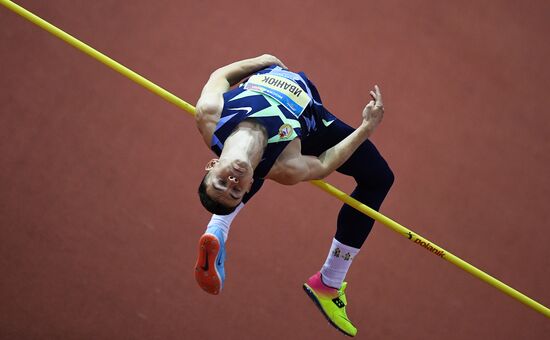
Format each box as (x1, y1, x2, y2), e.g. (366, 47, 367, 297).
(1, 1, 549, 339)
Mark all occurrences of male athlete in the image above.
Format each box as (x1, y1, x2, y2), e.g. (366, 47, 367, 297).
(194, 54, 393, 337)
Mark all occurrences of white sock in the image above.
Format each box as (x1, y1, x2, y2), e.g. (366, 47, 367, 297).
(205, 202, 244, 242)
(320, 238, 360, 289)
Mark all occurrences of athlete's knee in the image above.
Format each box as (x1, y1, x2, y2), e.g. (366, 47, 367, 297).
(354, 160, 394, 192)
(381, 162, 395, 192)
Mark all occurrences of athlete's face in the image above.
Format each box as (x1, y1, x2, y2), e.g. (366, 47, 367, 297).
(204, 159, 254, 207)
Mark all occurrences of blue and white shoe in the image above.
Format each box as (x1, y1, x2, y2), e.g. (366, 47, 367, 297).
(194, 228, 226, 295)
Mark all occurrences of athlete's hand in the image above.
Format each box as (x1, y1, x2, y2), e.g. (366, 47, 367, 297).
(361, 85, 384, 133)
(257, 54, 287, 69)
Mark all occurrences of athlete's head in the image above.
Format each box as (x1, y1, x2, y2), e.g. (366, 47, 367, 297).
(198, 158, 254, 215)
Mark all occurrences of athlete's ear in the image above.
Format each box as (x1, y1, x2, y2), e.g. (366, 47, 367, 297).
(205, 159, 219, 171)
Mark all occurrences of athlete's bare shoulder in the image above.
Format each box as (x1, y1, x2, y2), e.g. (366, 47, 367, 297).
(195, 103, 221, 148)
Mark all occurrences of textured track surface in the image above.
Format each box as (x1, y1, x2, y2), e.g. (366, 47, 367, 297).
(1, 1, 549, 339)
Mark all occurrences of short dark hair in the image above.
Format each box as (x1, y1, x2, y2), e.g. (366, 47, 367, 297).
(198, 174, 238, 215)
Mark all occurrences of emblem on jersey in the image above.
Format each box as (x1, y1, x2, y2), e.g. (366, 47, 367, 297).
(244, 74, 311, 118)
(278, 124, 293, 139)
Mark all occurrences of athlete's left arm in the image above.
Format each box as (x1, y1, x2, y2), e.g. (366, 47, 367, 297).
(196, 54, 286, 116)
(195, 54, 286, 147)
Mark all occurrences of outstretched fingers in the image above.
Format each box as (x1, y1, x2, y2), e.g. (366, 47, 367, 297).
(370, 85, 383, 110)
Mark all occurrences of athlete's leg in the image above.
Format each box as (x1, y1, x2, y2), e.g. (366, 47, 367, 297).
(302, 115, 394, 288)
(299, 76, 392, 336)
(331, 120, 394, 248)
(300, 75, 394, 239)
(302, 116, 394, 247)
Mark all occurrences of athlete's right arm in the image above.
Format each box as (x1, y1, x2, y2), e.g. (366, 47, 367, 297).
(269, 86, 385, 184)
(195, 54, 286, 147)
(271, 125, 375, 184)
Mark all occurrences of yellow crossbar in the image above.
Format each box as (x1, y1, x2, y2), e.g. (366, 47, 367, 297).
(2, 0, 548, 318)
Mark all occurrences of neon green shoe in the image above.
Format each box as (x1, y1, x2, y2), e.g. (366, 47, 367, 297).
(303, 272, 357, 337)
